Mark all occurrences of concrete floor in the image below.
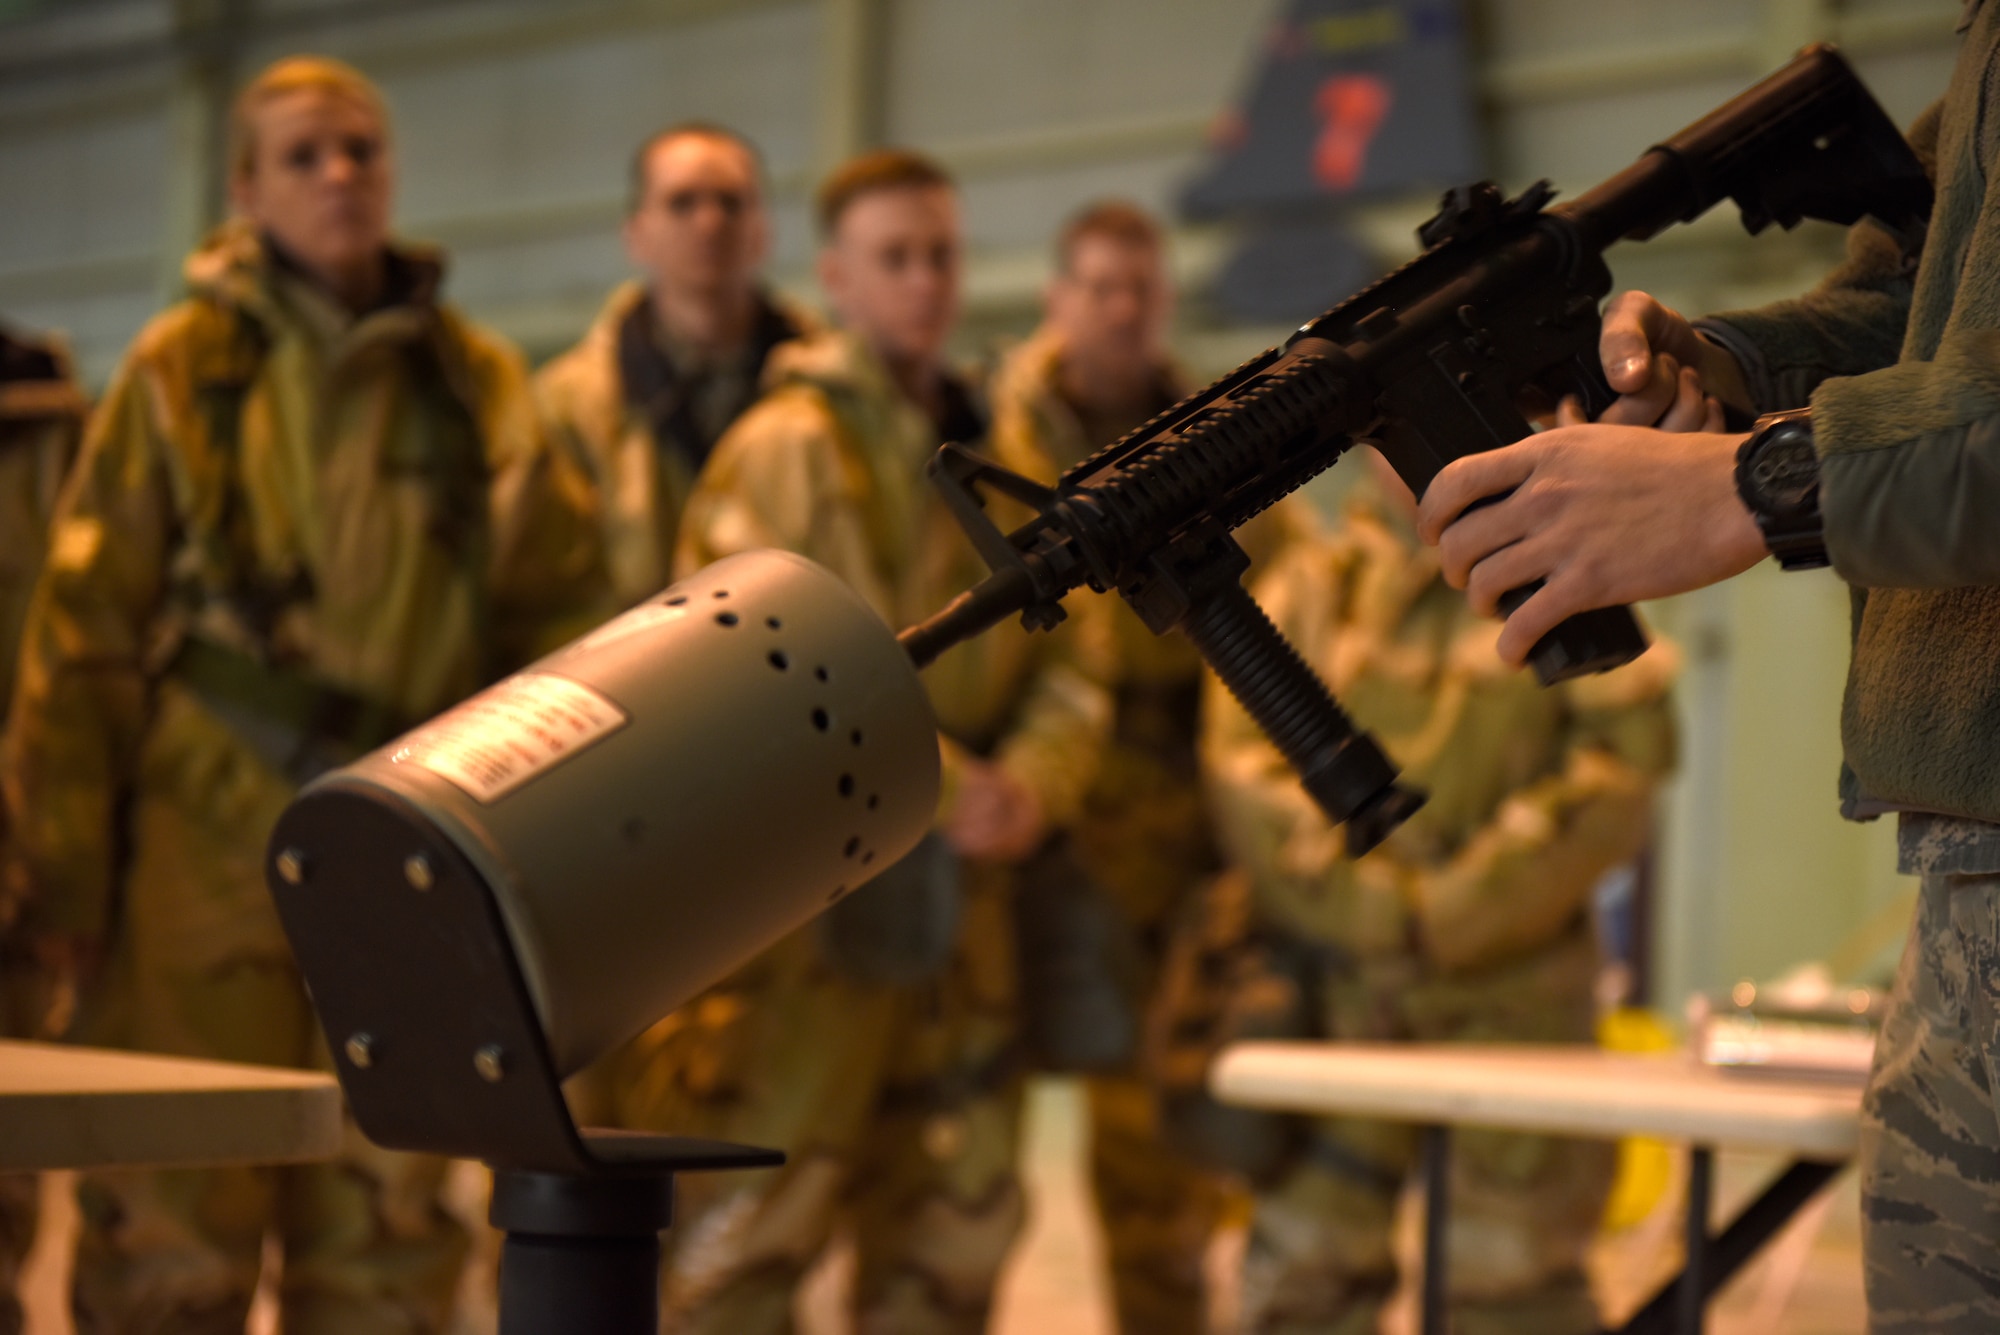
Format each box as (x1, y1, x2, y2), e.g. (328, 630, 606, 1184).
(19, 1077, 1866, 1334)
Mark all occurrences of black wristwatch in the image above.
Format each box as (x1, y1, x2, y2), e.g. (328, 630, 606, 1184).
(1734, 407, 1829, 571)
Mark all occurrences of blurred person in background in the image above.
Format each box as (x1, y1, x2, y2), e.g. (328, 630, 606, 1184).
(0, 323, 86, 1335)
(1192, 447, 1678, 1335)
(535, 121, 811, 613)
(0, 56, 599, 1334)
(984, 200, 1238, 1335)
(602, 147, 1111, 1335)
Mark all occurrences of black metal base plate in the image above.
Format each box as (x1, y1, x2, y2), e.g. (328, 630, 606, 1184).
(269, 782, 786, 1179)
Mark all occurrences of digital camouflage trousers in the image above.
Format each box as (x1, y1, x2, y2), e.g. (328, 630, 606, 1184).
(1862, 867, 2000, 1332)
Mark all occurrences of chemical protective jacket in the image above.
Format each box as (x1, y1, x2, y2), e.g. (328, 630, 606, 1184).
(535, 281, 811, 611)
(1, 225, 601, 952)
(0, 327, 85, 909)
(678, 327, 1111, 826)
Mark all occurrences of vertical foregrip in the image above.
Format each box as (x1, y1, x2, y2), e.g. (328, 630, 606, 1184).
(1179, 580, 1424, 856)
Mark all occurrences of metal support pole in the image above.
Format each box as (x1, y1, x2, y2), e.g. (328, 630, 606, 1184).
(817, 0, 888, 170)
(1615, 1158, 1842, 1335)
(1679, 1146, 1713, 1335)
(491, 1169, 676, 1335)
(1421, 1123, 1450, 1335)
(157, 0, 247, 303)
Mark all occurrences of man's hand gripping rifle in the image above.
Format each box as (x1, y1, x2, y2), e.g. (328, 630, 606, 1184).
(899, 44, 1931, 857)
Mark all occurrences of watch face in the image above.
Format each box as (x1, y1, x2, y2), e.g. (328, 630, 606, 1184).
(1747, 425, 1819, 514)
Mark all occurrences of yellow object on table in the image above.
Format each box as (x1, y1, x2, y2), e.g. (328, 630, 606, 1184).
(1598, 1007, 1680, 1230)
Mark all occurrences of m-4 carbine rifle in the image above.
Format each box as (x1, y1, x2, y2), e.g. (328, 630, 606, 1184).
(899, 44, 1931, 857)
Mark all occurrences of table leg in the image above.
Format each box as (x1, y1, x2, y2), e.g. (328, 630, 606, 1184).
(1679, 1146, 1712, 1335)
(1613, 1157, 1843, 1335)
(1421, 1123, 1450, 1335)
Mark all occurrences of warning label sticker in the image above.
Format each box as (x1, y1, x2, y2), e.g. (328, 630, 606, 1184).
(393, 673, 628, 804)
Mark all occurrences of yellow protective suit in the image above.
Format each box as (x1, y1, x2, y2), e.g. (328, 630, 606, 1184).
(2, 225, 600, 1335)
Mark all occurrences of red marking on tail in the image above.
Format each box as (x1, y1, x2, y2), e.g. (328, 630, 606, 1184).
(1313, 74, 1393, 191)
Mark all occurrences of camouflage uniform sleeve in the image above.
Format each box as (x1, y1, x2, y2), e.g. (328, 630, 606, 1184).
(469, 329, 608, 667)
(983, 378, 1060, 486)
(529, 348, 604, 492)
(977, 357, 1112, 818)
(1, 355, 175, 939)
(1702, 103, 2000, 586)
(1400, 643, 1680, 974)
(990, 604, 1114, 827)
(1694, 100, 1936, 414)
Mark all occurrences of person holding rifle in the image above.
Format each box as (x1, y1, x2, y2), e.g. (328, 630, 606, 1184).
(1419, 8, 2000, 1326)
